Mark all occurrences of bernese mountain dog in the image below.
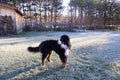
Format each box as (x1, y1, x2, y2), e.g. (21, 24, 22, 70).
(28, 35, 71, 68)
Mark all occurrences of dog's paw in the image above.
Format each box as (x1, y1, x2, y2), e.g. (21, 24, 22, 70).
(41, 65, 46, 68)
(47, 59, 53, 62)
(49, 60, 53, 62)
(62, 63, 66, 68)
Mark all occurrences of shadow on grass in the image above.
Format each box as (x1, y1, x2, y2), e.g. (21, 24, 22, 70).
(22, 66, 62, 80)
(0, 64, 41, 80)
(0, 63, 62, 80)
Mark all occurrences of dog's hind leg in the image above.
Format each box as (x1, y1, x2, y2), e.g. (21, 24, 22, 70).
(47, 51, 52, 62)
(41, 53, 48, 67)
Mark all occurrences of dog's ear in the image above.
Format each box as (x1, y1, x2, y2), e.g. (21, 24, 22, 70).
(69, 43, 71, 49)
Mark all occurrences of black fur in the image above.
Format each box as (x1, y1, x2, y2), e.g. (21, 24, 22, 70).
(28, 47, 39, 52)
(27, 35, 71, 68)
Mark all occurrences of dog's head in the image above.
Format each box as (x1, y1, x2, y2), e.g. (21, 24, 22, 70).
(60, 35, 71, 49)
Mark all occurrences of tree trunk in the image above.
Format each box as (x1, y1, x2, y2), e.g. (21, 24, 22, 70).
(44, 9, 47, 28)
(79, 8, 83, 29)
(53, 7, 57, 28)
(50, 9, 53, 28)
(70, 8, 73, 28)
(74, 6, 77, 25)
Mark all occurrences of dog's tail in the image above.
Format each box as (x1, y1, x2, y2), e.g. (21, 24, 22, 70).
(28, 46, 39, 53)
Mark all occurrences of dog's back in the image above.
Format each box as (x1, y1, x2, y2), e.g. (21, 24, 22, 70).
(28, 40, 58, 53)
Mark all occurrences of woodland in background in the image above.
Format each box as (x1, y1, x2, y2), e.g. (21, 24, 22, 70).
(69, 0, 120, 30)
(0, 0, 120, 31)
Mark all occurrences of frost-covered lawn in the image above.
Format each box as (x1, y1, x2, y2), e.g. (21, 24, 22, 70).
(0, 31, 120, 80)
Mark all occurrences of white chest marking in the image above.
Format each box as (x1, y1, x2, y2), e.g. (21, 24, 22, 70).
(58, 40, 70, 56)
(65, 49, 70, 56)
